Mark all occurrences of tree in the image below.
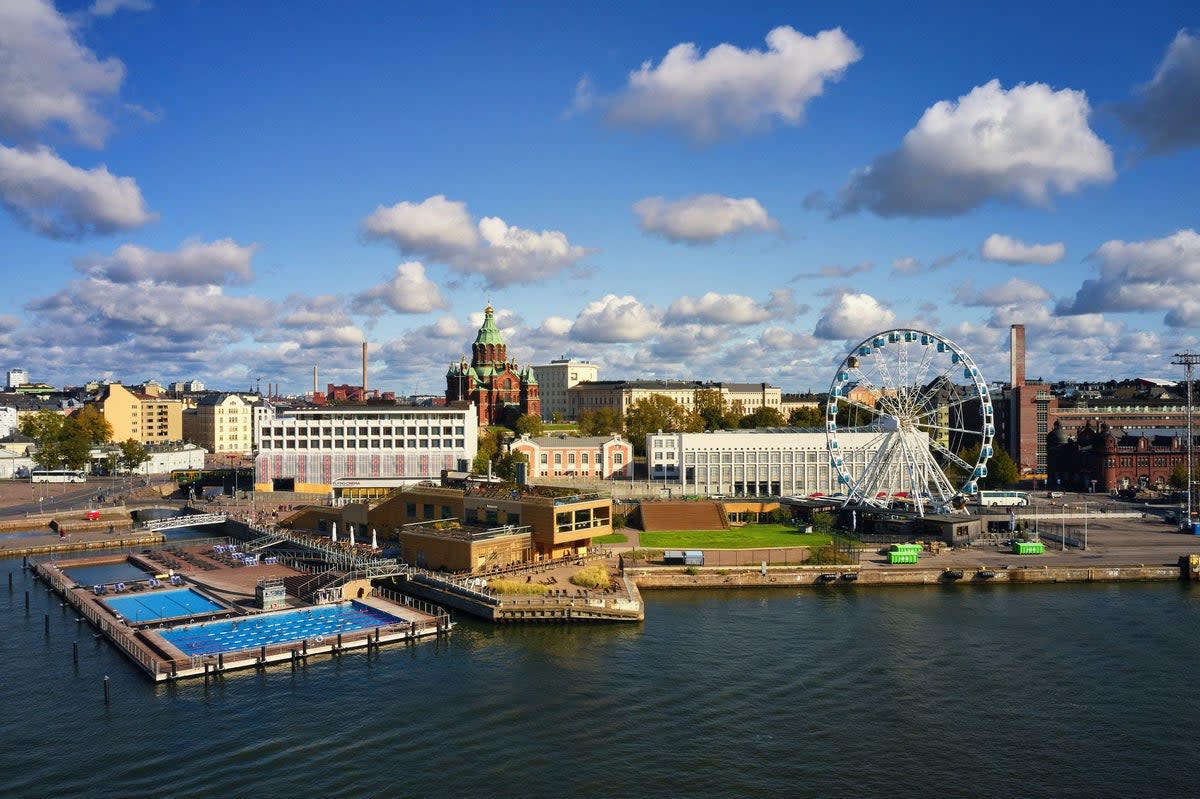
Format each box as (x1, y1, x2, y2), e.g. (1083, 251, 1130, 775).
(578, 407, 623, 436)
(117, 439, 151, 474)
(472, 428, 502, 474)
(694, 389, 738, 431)
(788, 406, 823, 427)
(72, 405, 113, 446)
(495, 449, 528, 482)
(623, 395, 703, 455)
(949, 443, 1019, 488)
(738, 406, 785, 429)
(1170, 461, 1189, 490)
(513, 413, 544, 437)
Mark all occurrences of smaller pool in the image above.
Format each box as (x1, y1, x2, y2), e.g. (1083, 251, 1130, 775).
(64, 560, 152, 586)
(103, 588, 227, 624)
(159, 601, 407, 655)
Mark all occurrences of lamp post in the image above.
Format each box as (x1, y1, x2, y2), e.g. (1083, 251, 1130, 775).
(1083, 501, 1088, 550)
(1172, 351, 1199, 531)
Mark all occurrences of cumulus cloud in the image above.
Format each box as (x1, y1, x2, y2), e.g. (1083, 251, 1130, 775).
(537, 316, 574, 338)
(633, 194, 777, 244)
(89, 0, 152, 16)
(1056, 229, 1200, 325)
(571, 294, 661, 343)
(599, 26, 861, 143)
(834, 80, 1114, 217)
(954, 277, 1051, 306)
(1115, 30, 1200, 155)
(0, 0, 125, 147)
(664, 291, 773, 325)
(74, 239, 257, 286)
(350, 261, 449, 316)
(813, 291, 895, 340)
(0, 144, 156, 238)
(980, 233, 1066, 265)
(362, 195, 588, 288)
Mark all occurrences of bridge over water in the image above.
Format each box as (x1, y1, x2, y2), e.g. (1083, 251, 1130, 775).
(139, 512, 228, 531)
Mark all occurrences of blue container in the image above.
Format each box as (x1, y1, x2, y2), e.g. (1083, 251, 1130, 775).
(1193, 523, 1200, 536)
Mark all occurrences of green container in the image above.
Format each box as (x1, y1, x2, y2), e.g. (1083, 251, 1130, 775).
(888, 552, 919, 564)
(1012, 541, 1045, 555)
(890, 543, 921, 554)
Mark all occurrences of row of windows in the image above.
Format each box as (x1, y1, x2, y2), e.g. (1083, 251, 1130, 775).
(268, 425, 464, 437)
(677, 451, 826, 464)
(260, 438, 466, 450)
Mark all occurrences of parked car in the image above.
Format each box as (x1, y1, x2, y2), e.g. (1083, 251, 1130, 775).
(1048, 491, 1064, 498)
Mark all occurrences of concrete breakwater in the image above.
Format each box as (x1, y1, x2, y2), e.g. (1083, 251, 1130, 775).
(628, 562, 1186, 589)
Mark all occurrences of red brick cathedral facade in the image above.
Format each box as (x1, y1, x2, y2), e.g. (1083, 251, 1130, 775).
(446, 305, 541, 426)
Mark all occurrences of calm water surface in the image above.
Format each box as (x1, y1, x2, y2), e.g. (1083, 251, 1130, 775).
(2, 545, 1198, 798)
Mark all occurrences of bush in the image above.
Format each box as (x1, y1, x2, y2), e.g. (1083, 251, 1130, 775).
(487, 579, 549, 596)
(623, 548, 664, 562)
(569, 564, 611, 589)
(684, 565, 700, 576)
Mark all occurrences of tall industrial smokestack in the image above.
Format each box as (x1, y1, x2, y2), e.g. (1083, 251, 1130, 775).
(1010, 324, 1025, 387)
(362, 341, 369, 398)
(313, 366, 318, 397)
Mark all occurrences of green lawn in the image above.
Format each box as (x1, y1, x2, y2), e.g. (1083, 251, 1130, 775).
(593, 532, 628, 544)
(640, 524, 831, 549)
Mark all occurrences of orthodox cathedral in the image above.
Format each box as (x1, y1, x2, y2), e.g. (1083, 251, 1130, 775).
(446, 305, 541, 426)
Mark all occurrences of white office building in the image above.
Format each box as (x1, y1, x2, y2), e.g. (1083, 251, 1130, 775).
(532, 359, 599, 421)
(646, 427, 899, 498)
(254, 404, 479, 493)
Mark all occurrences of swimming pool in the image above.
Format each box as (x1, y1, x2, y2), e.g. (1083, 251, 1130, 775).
(158, 601, 407, 655)
(64, 560, 152, 587)
(103, 588, 227, 623)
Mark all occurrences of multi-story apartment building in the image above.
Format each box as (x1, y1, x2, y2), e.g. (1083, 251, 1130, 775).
(531, 358, 598, 420)
(182, 393, 255, 455)
(92, 382, 184, 445)
(253, 403, 479, 494)
(509, 433, 633, 480)
(646, 427, 897, 498)
(570, 379, 782, 419)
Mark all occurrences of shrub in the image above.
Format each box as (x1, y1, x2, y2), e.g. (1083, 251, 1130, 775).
(487, 579, 549, 596)
(684, 565, 700, 576)
(570, 564, 611, 589)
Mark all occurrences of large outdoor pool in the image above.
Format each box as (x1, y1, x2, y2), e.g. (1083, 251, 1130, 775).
(102, 587, 227, 623)
(63, 560, 152, 586)
(158, 601, 407, 655)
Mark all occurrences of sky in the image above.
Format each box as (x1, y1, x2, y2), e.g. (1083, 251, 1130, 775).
(1, 0, 1199, 397)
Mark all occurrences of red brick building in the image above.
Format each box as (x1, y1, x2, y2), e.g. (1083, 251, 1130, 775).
(1047, 421, 1188, 493)
(446, 305, 541, 426)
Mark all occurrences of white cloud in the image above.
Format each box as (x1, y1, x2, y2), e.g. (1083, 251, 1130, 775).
(791, 260, 872, 280)
(1115, 30, 1200, 155)
(633, 194, 777, 244)
(75, 239, 257, 286)
(602, 26, 861, 143)
(835, 80, 1114, 217)
(538, 316, 573, 337)
(980, 233, 1066, 264)
(892, 256, 921, 275)
(89, 0, 152, 16)
(1057, 229, 1200, 325)
(0, 0, 125, 147)
(813, 292, 895, 340)
(362, 195, 587, 288)
(0, 144, 156, 238)
(955, 277, 1051, 306)
(351, 261, 449, 315)
(571, 294, 661, 343)
(664, 291, 773, 325)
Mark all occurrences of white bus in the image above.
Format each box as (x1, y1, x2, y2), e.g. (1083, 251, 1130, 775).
(976, 489, 1029, 507)
(30, 469, 88, 483)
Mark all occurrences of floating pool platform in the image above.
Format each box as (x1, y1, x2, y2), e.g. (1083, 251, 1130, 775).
(32, 552, 451, 681)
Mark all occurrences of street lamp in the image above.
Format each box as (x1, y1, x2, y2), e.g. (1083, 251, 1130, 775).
(1083, 501, 1088, 551)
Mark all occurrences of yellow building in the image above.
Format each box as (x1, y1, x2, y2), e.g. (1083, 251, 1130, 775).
(92, 383, 183, 444)
(183, 393, 254, 454)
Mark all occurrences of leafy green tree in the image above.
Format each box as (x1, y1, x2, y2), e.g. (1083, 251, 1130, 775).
(72, 405, 113, 445)
(948, 443, 1019, 488)
(513, 413, 544, 437)
(495, 450, 528, 482)
(1170, 461, 1189, 489)
(623, 395, 703, 455)
(788, 406, 823, 427)
(738, 406, 785, 429)
(694, 389, 738, 430)
(472, 428, 502, 474)
(117, 439, 151, 474)
(578, 407, 623, 436)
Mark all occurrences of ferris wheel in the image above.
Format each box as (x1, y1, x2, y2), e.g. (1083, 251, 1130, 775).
(825, 329, 994, 515)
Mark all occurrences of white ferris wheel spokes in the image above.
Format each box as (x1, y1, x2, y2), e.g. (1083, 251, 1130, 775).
(825, 329, 994, 515)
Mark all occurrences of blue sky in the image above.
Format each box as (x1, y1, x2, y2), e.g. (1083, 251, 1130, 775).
(2, 0, 1198, 396)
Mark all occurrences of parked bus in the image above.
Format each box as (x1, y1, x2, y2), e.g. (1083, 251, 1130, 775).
(30, 469, 88, 483)
(975, 489, 1029, 507)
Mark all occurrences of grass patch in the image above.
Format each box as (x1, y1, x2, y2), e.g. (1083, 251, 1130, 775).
(486, 579, 549, 596)
(593, 532, 628, 544)
(569, 564, 611, 589)
(640, 524, 832, 549)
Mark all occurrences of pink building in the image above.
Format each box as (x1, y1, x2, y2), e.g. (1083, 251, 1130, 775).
(510, 433, 633, 480)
